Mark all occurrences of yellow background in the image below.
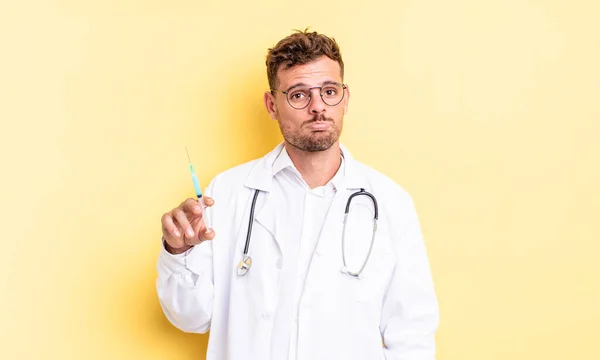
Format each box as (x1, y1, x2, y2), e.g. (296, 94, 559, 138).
(1, 0, 599, 359)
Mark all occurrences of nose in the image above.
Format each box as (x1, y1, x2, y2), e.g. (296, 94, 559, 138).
(307, 88, 326, 114)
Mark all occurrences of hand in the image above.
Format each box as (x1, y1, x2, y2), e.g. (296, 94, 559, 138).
(161, 197, 216, 254)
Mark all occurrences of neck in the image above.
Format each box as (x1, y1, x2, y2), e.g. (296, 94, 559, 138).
(284, 141, 342, 189)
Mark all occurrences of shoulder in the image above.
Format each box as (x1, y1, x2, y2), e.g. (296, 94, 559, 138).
(350, 159, 423, 241)
(352, 159, 414, 204)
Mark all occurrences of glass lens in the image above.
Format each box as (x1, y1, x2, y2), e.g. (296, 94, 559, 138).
(286, 83, 345, 109)
(321, 83, 344, 106)
(287, 88, 311, 109)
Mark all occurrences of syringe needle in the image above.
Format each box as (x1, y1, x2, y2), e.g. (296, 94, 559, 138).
(185, 146, 192, 164)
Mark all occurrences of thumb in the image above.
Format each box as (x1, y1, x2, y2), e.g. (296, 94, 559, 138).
(199, 227, 216, 241)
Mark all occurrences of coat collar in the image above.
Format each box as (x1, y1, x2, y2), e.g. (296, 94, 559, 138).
(243, 142, 368, 192)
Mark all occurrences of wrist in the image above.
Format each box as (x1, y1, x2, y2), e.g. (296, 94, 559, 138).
(163, 237, 193, 255)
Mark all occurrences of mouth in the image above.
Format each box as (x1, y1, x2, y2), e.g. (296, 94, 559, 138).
(307, 122, 331, 131)
(305, 115, 333, 131)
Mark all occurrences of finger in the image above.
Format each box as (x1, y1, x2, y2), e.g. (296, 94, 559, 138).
(181, 198, 204, 217)
(173, 208, 195, 238)
(203, 196, 215, 207)
(190, 214, 213, 242)
(161, 213, 182, 238)
(161, 213, 185, 250)
(184, 221, 205, 246)
(184, 233, 202, 246)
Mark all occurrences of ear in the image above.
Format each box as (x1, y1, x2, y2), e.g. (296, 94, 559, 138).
(343, 84, 350, 114)
(264, 91, 279, 120)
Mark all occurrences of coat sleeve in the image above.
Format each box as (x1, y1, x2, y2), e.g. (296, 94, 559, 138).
(380, 194, 440, 359)
(155, 178, 218, 334)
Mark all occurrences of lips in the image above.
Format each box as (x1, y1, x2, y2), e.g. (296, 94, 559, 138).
(308, 122, 330, 130)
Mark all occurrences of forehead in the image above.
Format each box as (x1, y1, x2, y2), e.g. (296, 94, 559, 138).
(276, 56, 342, 89)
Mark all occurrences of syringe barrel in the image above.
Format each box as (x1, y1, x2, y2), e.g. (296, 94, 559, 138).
(189, 165, 203, 197)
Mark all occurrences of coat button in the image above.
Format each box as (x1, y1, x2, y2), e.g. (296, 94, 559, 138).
(262, 311, 272, 320)
(276, 259, 283, 269)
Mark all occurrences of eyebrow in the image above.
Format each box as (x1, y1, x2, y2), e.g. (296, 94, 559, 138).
(285, 80, 340, 92)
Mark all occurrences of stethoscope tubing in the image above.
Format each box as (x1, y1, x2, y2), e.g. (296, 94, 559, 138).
(341, 188, 378, 277)
(244, 190, 260, 255)
(345, 188, 378, 220)
(239, 188, 378, 278)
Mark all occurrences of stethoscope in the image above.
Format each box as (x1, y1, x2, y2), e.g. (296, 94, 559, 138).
(237, 188, 379, 278)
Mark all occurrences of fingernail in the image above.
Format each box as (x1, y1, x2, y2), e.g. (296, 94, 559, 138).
(186, 228, 194, 237)
(206, 228, 213, 234)
(194, 206, 201, 212)
(173, 229, 181, 237)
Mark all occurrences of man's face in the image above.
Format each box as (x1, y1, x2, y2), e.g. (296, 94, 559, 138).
(264, 56, 350, 152)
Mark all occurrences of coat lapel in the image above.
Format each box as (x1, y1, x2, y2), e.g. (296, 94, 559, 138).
(253, 190, 283, 257)
(242, 143, 286, 258)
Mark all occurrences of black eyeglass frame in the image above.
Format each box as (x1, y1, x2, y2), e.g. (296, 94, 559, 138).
(270, 82, 348, 110)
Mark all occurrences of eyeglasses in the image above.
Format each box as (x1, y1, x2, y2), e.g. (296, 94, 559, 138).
(271, 82, 347, 110)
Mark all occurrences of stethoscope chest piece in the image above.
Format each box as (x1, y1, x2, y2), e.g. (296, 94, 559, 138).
(237, 255, 252, 276)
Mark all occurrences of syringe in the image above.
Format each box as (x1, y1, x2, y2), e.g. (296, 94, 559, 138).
(185, 146, 210, 232)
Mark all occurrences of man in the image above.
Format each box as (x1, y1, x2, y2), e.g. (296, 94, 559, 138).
(157, 30, 439, 360)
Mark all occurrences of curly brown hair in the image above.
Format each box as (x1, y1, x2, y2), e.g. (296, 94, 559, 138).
(266, 29, 344, 91)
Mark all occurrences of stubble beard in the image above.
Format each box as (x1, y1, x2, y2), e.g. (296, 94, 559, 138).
(279, 114, 342, 153)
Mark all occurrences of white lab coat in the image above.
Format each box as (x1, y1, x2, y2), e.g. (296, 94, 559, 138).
(156, 143, 439, 360)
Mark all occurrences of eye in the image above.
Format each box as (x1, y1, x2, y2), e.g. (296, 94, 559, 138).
(323, 87, 337, 96)
(289, 91, 308, 101)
